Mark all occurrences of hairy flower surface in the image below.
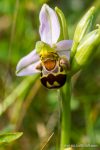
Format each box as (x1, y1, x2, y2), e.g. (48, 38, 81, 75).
(16, 4, 72, 89)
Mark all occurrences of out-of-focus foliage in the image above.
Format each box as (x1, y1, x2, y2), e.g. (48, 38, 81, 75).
(0, 132, 23, 145)
(0, 0, 100, 150)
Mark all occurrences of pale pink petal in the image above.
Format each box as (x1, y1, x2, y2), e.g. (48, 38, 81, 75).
(55, 40, 73, 51)
(16, 49, 40, 76)
(39, 4, 60, 45)
(16, 61, 41, 76)
(55, 40, 73, 60)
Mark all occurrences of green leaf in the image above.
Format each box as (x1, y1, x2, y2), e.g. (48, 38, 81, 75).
(0, 132, 23, 145)
(70, 6, 95, 61)
(55, 7, 69, 40)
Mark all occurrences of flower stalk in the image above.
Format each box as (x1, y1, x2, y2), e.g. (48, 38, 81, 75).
(60, 76, 71, 150)
(56, 7, 72, 149)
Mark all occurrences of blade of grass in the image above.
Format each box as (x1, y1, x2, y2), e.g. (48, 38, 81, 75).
(0, 75, 39, 116)
(84, 98, 95, 150)
(15, 79, 41, 129)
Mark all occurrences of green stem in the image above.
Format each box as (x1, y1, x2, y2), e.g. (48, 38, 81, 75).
(60, 76, 71, 150)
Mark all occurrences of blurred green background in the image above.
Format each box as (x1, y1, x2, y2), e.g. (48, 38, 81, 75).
(0, 0, 100, 150)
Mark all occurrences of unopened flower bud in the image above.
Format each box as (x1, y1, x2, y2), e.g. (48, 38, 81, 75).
(71, 26, 100, 74)
(71, 7, 95, 61)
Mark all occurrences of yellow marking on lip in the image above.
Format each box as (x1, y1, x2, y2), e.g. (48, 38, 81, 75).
(46, 81, 60, 88)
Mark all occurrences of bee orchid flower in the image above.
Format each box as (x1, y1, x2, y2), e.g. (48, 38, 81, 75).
(16, 4, 72, 89)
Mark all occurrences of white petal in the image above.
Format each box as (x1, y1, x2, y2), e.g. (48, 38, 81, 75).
(55, 40, 73, 60)
(16, 61, 41, 76)
(16, 49, 41, 76)
(55, 40, 73, 51)
(39, 4, 60, 45)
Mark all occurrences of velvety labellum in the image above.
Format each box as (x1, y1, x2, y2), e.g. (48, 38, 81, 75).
(40, 73, 66, 89)
(38, 51, 68, 89)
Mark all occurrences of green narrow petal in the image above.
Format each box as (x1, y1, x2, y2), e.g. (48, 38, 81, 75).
(55, 7, 69, 40)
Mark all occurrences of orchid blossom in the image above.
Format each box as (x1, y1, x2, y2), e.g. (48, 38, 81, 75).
(16, 4, 72, 89)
